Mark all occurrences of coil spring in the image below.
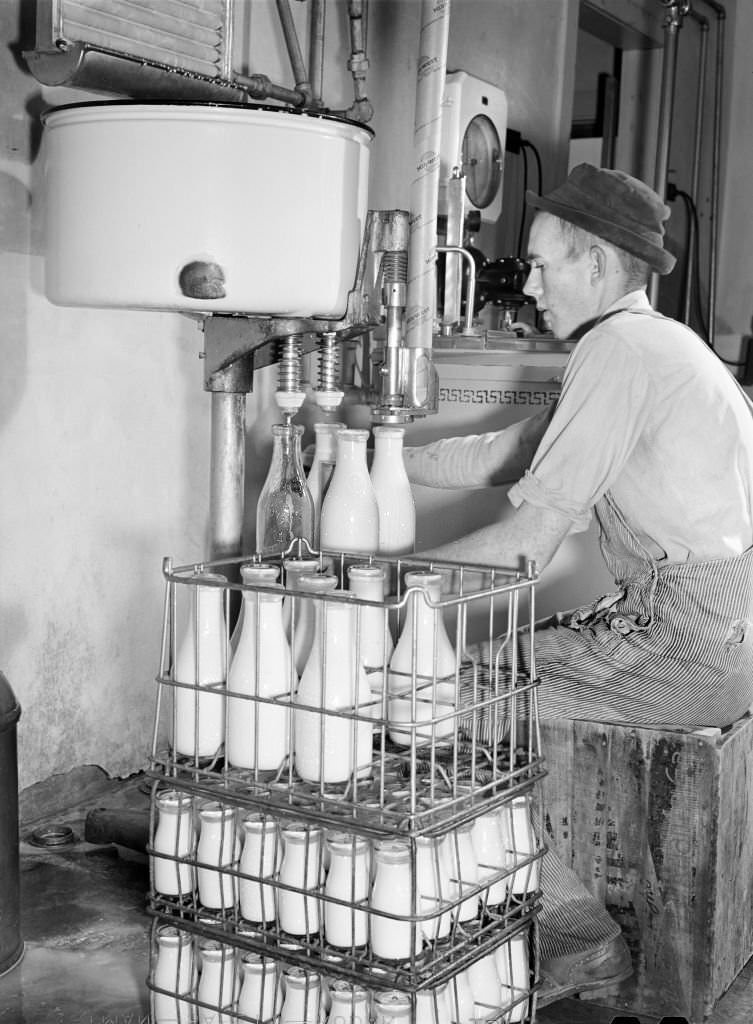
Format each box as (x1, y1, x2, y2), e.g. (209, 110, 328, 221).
(277, 336, 302, 393)
(318, 333, 339, 392)
(381, 251, 408, 284)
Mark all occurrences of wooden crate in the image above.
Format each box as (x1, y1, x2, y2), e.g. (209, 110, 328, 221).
(539, 713, 753, 1023)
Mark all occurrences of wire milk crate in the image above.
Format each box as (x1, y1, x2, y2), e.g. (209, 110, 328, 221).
(146, 544, 546, 1022)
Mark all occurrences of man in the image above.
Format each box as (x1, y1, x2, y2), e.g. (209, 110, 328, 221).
(404, 163, 753, 1003)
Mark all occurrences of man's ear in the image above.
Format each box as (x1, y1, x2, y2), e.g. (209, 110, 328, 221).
(588, 243, 609, 281)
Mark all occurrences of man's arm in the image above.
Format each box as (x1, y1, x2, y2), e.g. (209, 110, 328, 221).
(403, 407, 553, 489)
(419, 499, 572, 573)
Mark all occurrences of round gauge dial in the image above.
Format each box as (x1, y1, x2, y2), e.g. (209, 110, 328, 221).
(461, 113, 502, 209)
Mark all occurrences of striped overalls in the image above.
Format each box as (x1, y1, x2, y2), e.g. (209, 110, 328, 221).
(531, 489, 753, 730)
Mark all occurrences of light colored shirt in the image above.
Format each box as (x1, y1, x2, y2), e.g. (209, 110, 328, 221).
(508, 290, 753, 562)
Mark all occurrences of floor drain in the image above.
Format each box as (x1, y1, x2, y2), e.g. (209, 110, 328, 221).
(28, 824, 76, 848)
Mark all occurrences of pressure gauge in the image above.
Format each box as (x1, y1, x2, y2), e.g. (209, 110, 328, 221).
(440, 71, 508, 223)
(462, 113, 503, 210)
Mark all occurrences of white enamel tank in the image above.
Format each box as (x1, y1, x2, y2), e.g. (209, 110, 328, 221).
(41, 102, 372, 317)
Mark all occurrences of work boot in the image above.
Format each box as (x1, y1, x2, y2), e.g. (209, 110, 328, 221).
(538, 932, 634, 1007)
(537, 849, 633, 1006)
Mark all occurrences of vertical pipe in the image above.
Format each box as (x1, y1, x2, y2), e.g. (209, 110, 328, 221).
(706, 7, 725, 350)
(309, 0, 326, 106)
(209, 393, 246, 563)
(649, 3, 684, 307)
(404, 0, 451, 349)
(684, 13, 708, 326)
(276, 0, 312, 103)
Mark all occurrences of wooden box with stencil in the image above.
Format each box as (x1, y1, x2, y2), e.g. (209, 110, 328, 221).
(540, 713, 753, 1023)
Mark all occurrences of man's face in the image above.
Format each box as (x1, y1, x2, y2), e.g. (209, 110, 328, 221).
(522, 213, 595, 340)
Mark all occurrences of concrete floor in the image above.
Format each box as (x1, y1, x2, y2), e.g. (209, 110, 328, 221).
(1, 775, 752, 1024)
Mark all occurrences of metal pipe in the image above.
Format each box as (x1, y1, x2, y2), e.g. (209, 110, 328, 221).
(309, 0, 326, 106)
(687, 0, 726, 347)
(649, 1, 687, 307)
(233, 71, 306, 106)
(209, 393, 246, 563)
(435, 245, 477, 332)
(405, 0, 451, 349)
(683, 10, 709, 325)
(707, 0, 725, 350)
(275, 0, 313, 105)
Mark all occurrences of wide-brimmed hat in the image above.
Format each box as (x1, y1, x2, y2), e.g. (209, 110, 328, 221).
(526, 163, 676, 275)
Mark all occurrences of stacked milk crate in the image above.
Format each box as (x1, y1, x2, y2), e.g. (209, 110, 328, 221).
(146, 545, 546, 1023)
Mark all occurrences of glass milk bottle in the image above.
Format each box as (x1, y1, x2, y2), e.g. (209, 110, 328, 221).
(196, 940, 235, 1024)
(495, 932, 530, 1024)
(226, 568, 292, 773)
(324, 833, 369, 949)
(327, 982, 369, 1024)
(446, 969, 474, 1024)
(152, 925, 197, 1024)
(173, 572, 227, 760)
(307, 422, 344, 548)
(446, 823, 480, 923)
(294, 583, 374, 785)
(370, 426, 416, 556)
(238, 814, 280, 926)
(370, 840, 421, 960)
(278, 823, 324, 937)
(152, 789, 196, 900)
(229, 562, 279, 655)
(497, 794, 540, 897)
(320, 429, 379, 555)
(282, 556, 323, 675)
(387, 572, 456, 748)
(416, 986, 451, 1024)
(281, 967, 323, 1024)
(256, 423, 314, 555)
(236, 954, 282, 1022)
(196, 802, 239, 912)
(415, 836, 453, 944)
(347, 564, 394, 671)
(470, 807, 508, 908)
(374, 991, 412, 1024)
(466, 951, 501, 1020)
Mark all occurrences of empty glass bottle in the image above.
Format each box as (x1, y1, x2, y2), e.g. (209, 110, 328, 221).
(256, 423, 314, 556)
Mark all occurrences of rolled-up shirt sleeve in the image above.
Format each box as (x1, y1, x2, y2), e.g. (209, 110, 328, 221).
(508, 326, 652, 531)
